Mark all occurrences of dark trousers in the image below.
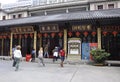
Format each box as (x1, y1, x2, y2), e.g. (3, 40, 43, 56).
(38, 57, 45, 66)
(31, 55, 35, 62)
(53, 56, 58, 62)
(12, 59, 16, 67)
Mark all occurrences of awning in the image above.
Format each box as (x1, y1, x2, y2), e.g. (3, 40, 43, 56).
(0, 8, 120, 27)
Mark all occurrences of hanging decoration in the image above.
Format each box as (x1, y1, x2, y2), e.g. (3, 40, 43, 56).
(19, 34, 22, 39)
(0, 36, 2, 39)
(3, 36, 7, 39)
(24, 34, 28, 38)
(37, 33, 42, 38)
(58, 32, 63, 38)
(83, 31, 88, 37)
(102, 31, 107, 36)
(76, 32, 80, 37)
(51, 32, 55, 38)
(68, 32, 72, 37)
(14, 34, 17, 39)
(91, 32, 96, 37)
(8, 35, 11, 39)
(44, 33, 48, 38)
(112, 31, 118, 37)
(30, 33, 33, 38)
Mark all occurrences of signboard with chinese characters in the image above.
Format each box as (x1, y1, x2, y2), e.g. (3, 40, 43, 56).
(71, 25, 96, 31)
(39, 24, 59, 33)
(10, 26, 34, 33)
(68, 38, 81, 55)
(101, 26, 120, 31)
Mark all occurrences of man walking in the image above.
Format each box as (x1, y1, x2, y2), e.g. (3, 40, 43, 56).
(59, 48, 65, 67)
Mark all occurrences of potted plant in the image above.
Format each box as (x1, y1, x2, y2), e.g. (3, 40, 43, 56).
(90, 49, 110, 65)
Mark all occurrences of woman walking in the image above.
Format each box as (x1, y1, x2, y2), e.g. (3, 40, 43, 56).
(38, 47, 45, 66)
(13, 45, 22, 71)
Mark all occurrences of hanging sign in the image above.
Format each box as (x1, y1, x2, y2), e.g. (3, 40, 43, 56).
(10, 26, 34, 33)
(39, 24, 59, 33)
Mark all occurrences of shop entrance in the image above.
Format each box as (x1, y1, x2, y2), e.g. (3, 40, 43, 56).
(0, 33, 10, 56)
(12, 33, 34, 57)
(102, 32, 120, 60)
(42, 33, 63, 58)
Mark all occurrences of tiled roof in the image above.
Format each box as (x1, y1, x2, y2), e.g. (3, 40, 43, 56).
(0, 8, 120, 27)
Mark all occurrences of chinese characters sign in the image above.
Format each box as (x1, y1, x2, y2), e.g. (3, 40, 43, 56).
(10, 26, 34, 33)
(39, 24, 59, 33)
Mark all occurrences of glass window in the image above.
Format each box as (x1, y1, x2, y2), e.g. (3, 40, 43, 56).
(108, 4, 114, 9)
(13, 15, 16, 19)
(18, 14, 22, 18)
(2, 16, 6, 20)
(97, 5, 103, 10)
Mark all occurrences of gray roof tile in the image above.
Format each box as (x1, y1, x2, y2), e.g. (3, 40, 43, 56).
(0, 8, 120, 27)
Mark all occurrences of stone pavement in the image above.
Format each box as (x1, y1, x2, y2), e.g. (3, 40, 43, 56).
(0, 60, 120, 82)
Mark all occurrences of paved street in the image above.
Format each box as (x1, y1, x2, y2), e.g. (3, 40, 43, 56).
(0, 60, 120, 82)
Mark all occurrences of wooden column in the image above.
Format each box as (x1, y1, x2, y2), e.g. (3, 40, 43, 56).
(1, 38, 4, 56)
(40, 34, 42, 48)
(10, 33, 13, 57)
(64, 29, 67, 57)
(19, 35, 21, 45)
(97, 28, 102, 49)
(33, 31, 37, 57)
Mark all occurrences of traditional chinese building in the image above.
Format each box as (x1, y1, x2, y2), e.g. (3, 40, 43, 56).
(0, 0, 120, 60)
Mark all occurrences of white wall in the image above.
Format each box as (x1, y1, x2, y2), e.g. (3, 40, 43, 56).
(0, 11, 8, 20)
(90, 1, 120, 10)
(117, 1, 120, 8)
(8, 11, 28, 19)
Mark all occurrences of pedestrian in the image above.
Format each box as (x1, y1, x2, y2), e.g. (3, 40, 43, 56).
(13, 45, 22, 71)
(44, 45, 49, 58)
(12, 45, 16, 67)
(53, 46, 59, 62)
(38, 47, 45, 66)
(59, 48, 65, 67)
(31, 48, 36, 62)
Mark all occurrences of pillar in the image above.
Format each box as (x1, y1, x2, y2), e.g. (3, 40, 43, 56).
(97, 28, 102, 49)
(10, 33, 13, 57)
(1, 38, 4, 56)
(40, 34, 42, 48)
(64, 29, 67, 57)
(33, 31, 37, 57)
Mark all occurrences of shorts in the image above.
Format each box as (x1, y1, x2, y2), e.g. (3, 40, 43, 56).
(61, 56, 65, 61)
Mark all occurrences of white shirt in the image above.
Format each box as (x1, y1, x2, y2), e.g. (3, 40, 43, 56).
(38, 50, 43, 58)
(14, 50, 22, 58)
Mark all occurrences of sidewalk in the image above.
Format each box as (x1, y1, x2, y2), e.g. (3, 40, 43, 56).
(0, 60, 120, 82)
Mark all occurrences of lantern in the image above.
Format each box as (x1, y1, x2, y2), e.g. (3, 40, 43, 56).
(8, 35, 11, 39)
(19, 34, 22, 39)
(83, 31, 88, 37)
(24, 34, 28, 38)
(102, 32, 107, 36)
(37, 33, 42, 38)
(51, 33, 55, 38)
(58, 32, 63, 38)
(68, 32, 72, 37)
(30, 33, 33, 38)
(0, 36, 2, 39)
(44, 33, 48, 38)
(3, 36, 6, 39)
(14, 34, 17, 39)
(76, 32, 80, 37)
(112, 31, 118, 37)
(91, 32, 96, 36)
